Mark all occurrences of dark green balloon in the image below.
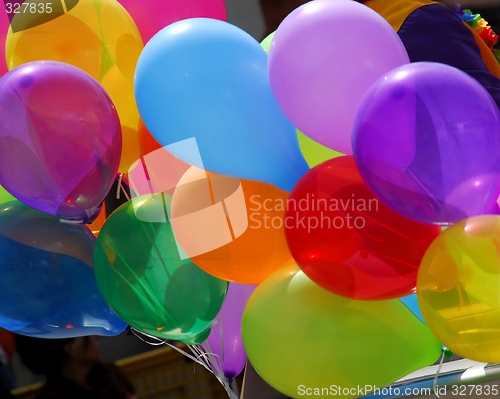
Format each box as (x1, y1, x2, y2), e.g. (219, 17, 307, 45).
(93, 194, 228, 343)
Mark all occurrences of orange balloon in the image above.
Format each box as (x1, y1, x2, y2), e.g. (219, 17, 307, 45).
(138, 119, 162, 156)
(171, 167, 295, 284)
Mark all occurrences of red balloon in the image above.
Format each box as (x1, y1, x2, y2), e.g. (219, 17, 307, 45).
(284, 156, 441, 300)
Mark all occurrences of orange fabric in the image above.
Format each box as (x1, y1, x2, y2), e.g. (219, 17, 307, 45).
(362, 0, 437, 32)
(465, 22, 500, 79)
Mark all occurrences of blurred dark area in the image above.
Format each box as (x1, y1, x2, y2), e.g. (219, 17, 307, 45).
(260, 0, 308, 36)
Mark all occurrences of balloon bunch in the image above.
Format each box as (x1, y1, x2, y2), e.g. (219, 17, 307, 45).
(0, 0, 229, 344)
(3, 0, 500, 398)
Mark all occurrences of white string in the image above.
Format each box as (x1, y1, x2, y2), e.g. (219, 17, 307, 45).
(130, 327, 239, 399)
(116, 174, 124, 200)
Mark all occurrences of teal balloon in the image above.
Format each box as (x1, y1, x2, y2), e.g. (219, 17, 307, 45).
(134, 18, 308, 192)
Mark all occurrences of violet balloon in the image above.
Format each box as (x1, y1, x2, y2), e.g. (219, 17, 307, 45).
(0, 61, 122, 223)
(353, 62, 500, 225)
(202, 283, 257, 379)
(268, 0, 409, 155)
(117, 0, 226, 44)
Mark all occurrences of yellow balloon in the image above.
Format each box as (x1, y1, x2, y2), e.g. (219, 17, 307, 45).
(6, 0, 144, 173)
(418, 215, 500, 363)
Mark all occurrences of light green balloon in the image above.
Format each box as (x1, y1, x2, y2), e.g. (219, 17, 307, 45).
(0, 185, 15, 205)
(242, 265, 442, 399)
(297, 130, 343, 167)
(261, 31, 274, 53)
(261, 32, 344, 168)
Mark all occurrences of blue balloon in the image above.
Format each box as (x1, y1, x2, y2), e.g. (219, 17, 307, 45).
(0, 201, 127, 338)
(135, 18, 309, 192)
(400, 294, 425, 324)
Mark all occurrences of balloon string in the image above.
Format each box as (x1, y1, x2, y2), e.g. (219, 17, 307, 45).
(433, 350, 446, 398)
(116, 174, 123, 199)
(231, 379, 240, 398)
(218, 314, 225, 371)
(189, 343, 238, 399)
(121, 183, 131, 201)
(116, 173, 131, 201)
(131, 328, 238, 399)
(92, 221, 100, 233)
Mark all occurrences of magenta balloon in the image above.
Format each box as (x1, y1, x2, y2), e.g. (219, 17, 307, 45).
(117, 0, 226, 44)
(353, 62, 500, 225)
(203, 283, 257, 379)
(0, 61, 122, 223)
(268, 0, 409, 155)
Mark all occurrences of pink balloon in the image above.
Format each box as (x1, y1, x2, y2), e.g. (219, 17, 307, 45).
(117, 0, 226, 44)
(268, 0, 409, 155)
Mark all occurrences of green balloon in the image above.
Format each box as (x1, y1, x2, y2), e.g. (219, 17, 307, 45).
(93, 195, 229, 343)
(261, 31, 274, 53)
(261, 33, 343, 168)
(242, 265, 442, 399)
(0, 185, 15, 205)
(297, 130, 343, 167)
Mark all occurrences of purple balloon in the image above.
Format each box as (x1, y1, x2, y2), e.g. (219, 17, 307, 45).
(353, 62, 500, 225)
(0, 61, 122, 223)
(202, 283, 257, 379)
(268, 0, 409, 155)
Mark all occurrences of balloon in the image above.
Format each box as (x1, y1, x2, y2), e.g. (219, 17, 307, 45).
(0, 185, 15, 205)
(6, 0, 144, 173)
(260, 32, 343, 168)
(0, 61, 121, 223)
(418, 215, 500, 363)
(242, 265, 442, 399)
(400, 294, 425, 325)
(138, 120, 162, 156)
(137, 121, 192, 193)
(260, 31, 274, 53)
(171, 167, 295, 284)
(285, 156, 441, 300)
(268, 0, 409, 155)
(353, 62, 500, 225)
(93, 195, 229, 343)
(297, 130, 343, 168)
(202, 282, 256, 379)
(117, 0, 226, 45)
(135, 18, 309, 192)
(0, 201, 126, 338)
(87, 202, 107, 238)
